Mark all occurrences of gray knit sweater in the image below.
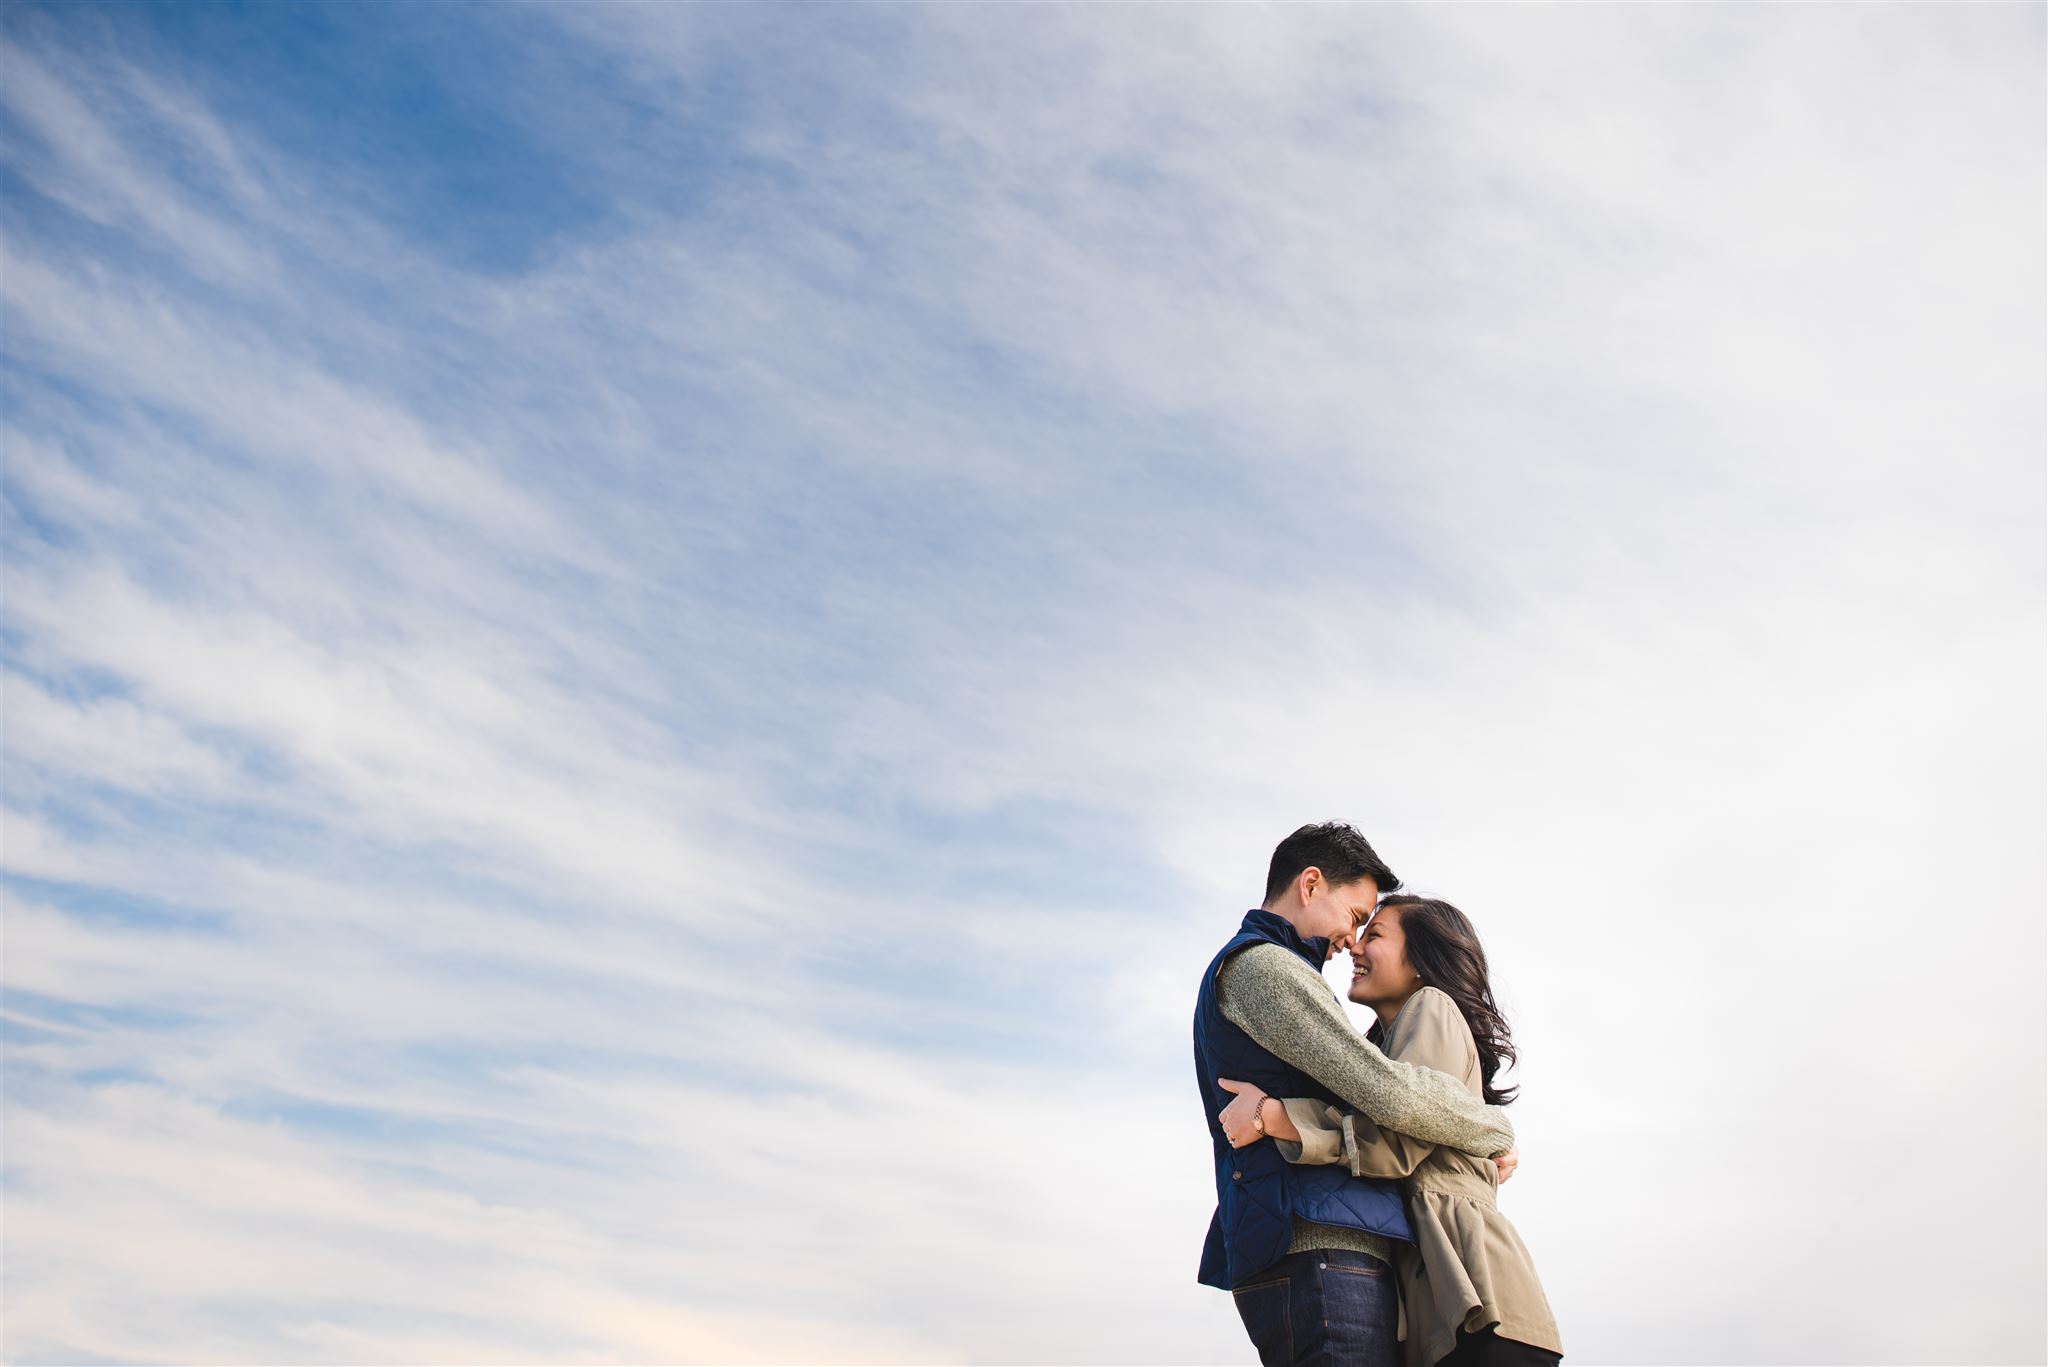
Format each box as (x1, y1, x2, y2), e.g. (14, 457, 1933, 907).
(1216, 942, 1515, 1263)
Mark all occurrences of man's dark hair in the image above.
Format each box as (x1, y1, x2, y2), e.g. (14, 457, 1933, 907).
(1263, 821, 1401, 905)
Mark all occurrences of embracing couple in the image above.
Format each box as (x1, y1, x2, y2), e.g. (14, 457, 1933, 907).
(1192, 822, 1562, 1367)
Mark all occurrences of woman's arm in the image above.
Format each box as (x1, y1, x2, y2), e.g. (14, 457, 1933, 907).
(1341, 1109, 1436, 1179)
(1216, 1081, 1347, 1163)
(1217, 1080, 1437, 1176)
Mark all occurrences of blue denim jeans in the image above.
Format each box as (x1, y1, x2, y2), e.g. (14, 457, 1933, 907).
(1231, 1246, 1399, 1367)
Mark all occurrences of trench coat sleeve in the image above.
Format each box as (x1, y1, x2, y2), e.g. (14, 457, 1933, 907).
(1272, 1098, 1347, 1166)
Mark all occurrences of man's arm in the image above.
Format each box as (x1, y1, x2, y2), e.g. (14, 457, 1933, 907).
(1216, 943, 1513, 1158)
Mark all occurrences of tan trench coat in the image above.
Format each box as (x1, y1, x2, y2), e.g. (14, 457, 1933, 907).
(1278, 987, 1562, 1366)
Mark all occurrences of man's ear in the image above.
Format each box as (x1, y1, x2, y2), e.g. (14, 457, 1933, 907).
(1296, 866, 1323, 904)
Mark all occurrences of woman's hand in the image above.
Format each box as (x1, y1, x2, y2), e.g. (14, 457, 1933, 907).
(1216, 1077, 1267, 1149)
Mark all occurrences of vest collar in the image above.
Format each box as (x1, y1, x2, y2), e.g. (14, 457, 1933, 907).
(1238, 907, 1330, 969)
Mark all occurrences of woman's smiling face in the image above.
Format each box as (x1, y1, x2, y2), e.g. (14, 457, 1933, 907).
(1347, 902, 1421, 1009)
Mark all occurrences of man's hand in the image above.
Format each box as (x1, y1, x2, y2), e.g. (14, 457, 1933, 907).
(1493, 1146, 1519, 1184)
(1216, 1078, 1267, 1149)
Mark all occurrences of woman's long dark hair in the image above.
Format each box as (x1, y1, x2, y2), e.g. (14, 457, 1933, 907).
(1363, 895, 1520, 1105)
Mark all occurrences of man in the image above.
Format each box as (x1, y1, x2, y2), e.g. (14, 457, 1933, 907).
(1193, 822, 1515, 1367)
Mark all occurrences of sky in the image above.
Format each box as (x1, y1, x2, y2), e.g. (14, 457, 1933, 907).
(0, 4, 2042, 1364)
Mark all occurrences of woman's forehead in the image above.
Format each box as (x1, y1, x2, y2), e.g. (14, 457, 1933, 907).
(1357, 901, 1402, 930)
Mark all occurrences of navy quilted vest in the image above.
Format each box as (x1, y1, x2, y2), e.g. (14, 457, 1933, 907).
(1193, 908, 1413, 1290)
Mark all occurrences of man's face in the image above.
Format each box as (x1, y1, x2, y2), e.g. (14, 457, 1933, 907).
(1300, 872, 1380, 960)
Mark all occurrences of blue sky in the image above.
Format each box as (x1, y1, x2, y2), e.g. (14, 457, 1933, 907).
(3, 4, 2044, 1364)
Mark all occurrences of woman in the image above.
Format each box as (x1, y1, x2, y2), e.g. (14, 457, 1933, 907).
(1217, 895, 1562, 1367)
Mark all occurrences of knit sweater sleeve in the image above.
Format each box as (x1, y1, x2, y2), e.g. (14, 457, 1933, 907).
(1216, 943, 1514, 1158)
